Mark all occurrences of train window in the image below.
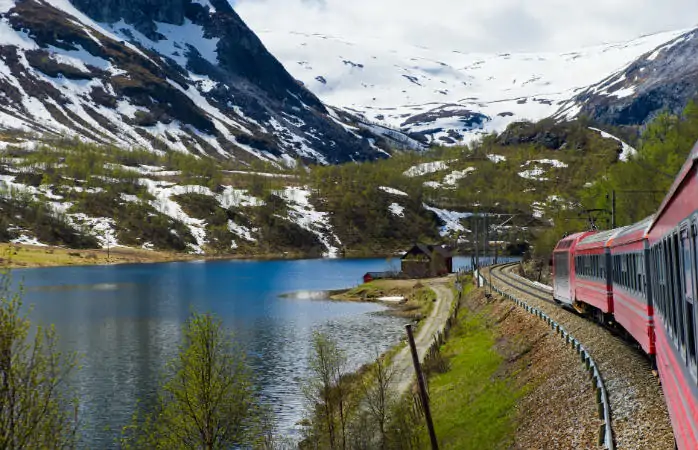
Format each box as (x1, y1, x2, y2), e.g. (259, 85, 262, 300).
(634, 254, 640, 293)
(672, 233, 686, 356)
(652, 247, 660, 309)
(664, 238, 676, 341)
(682, 227, 697, 377)
(592, 255, 596, 278)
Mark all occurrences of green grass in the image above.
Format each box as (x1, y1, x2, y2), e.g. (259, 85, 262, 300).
(425, 304, 520, 449)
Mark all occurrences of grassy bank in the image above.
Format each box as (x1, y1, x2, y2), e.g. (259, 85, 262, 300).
(331, 279, 437, 320)
(0, 243, 194, 268)
(421, 286, 520, 449)
(0, 243, 341, 269)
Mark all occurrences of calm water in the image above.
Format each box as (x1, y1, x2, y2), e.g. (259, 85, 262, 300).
(10, 255, 516, 447)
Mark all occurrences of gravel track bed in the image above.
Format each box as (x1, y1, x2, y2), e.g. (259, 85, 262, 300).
(485, 265, 675, 450)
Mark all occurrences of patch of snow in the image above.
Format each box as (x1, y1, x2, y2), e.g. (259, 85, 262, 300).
(422, 204, 471, 236)
(227, 220, 257, 242)
(487, 154, 506, 163)
(138, 179, 208, 254)
(379, 186, 408, 196)
(518, 168, 549, 181)
(403, 160, 454, 177)
(531, 202, 545, 219)
(191, 0, 216, 12)
(10, 235, 48, 246)
(388, 203, 405, 217)
(423, 181, 442, 189)
(223, 170, 295, 179)
(218, 186, 264, 208)
(120, 193, 140, 203)
(275, 186, 341, 258)
(68, 214, 119, 248)
(527, 159, 568, 168)
(589, 127, 637, 161)
(377, 296, 406, 303)
(610, 86, 635, 98)
(443, 167, 476, 187)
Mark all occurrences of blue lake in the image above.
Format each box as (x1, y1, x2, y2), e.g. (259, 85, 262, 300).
(9, 255, 515, 446)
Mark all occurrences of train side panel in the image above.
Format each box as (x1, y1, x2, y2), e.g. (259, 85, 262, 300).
(655, 321, 698, 449)
(610, 231, 655, 355)
(647, 144, 698, 450)
(554, 232, 596, 305)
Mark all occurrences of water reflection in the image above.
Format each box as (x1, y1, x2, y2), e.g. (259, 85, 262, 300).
(12, 256, 519, 446)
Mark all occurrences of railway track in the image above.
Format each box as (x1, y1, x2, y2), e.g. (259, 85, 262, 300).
(483, 264, 675, 450)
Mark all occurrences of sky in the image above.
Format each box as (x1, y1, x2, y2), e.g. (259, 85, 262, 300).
(234, 0, 698, 53)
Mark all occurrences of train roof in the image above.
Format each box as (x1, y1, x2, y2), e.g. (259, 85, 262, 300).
(649, 140, 698, 232)
(554, 231, 596, 251)
(577, 227, 624, 250)
(611, 215, 654, 246)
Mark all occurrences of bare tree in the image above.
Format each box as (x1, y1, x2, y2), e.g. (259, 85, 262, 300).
(302, 331, 350, 450)
(361, 352, 397, 449)
(0, 270, 80, 449)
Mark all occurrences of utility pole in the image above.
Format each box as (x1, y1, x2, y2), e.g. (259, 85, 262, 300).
(483, 213, 489, 266)
(611, 190, 616, 229)
(494, 225, 499, 265)
(405, 324, 439, 450)
(474, 216, 479, 270)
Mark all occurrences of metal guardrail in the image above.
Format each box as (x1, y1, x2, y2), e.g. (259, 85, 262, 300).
(476, 267, 615, 450)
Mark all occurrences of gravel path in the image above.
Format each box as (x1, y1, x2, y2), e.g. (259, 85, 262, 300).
(485, 265, 675, 450)
(392, 279, 454, 394)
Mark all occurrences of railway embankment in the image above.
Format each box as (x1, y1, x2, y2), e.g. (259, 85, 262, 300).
(484, 264, 674, 450)
(433, 285, 602, 448)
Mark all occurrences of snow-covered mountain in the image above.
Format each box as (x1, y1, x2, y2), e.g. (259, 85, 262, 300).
(0, 0, 389, 166)
(250, 28, 694, 145)
(556, 30, 698, 125)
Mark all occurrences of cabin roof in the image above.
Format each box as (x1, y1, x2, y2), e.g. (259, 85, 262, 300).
(402, 244, 453, 259)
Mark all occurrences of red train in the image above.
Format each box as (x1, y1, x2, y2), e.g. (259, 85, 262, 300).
(552, 141, 698, 449)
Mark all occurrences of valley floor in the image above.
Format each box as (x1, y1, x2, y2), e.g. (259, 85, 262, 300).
(0, 243, 196, 269)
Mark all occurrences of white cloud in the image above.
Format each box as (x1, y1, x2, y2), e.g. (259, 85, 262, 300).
(234, 0, 697, 52)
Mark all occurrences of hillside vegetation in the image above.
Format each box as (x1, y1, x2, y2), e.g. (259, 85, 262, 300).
(534, 101, 698, 256)
(1, 109, 689, 259)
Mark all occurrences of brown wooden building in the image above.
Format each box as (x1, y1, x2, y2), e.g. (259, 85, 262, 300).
(401, 244, 453, 278)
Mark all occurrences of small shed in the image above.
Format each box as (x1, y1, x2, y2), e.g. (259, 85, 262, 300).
(363, 272, 380, 283)
(401, 244, 453, 278)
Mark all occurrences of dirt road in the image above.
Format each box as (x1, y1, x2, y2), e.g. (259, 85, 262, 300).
(392, 278, 455, 394)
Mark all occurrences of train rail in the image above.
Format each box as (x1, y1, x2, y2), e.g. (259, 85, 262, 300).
(482, 264, 675, 450)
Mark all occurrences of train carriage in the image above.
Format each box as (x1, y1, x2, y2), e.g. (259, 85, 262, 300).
(646, 142, 698, 449)
(608, 216, 656, 355)
(550, 139, 698, 448)
(574, 229, 620, 318)
(552, 231, 596, 306)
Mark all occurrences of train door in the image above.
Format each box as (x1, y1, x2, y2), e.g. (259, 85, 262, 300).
(686, 223, 698, 380)
(680, 226, 697, 376)
(553, 250, 571, 304)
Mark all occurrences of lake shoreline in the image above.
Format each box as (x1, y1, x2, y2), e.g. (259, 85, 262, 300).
(0, 242, 407, 270)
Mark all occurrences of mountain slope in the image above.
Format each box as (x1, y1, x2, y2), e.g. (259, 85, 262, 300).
(555, 30, 698, 126)
(246, 28, 691, 145)
(0, 0, 385, 165)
